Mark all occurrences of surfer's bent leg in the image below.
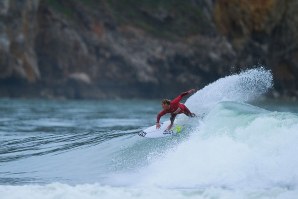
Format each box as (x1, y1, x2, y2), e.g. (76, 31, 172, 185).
(170, 114, 177, 124)
(166, 114, 176, 130)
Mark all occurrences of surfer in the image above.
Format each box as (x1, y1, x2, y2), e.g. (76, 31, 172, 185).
(156, 89, 196, 130)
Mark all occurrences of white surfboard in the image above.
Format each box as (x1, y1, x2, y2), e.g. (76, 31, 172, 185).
(138, 120, 184, 138)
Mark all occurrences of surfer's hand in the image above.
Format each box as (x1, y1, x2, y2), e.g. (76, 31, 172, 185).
(189, 89, 196, 94)
(156, 123, 161, 129)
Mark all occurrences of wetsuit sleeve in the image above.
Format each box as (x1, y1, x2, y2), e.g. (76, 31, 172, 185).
(171, 90, 192, 105)
(156, 110, 167, 123)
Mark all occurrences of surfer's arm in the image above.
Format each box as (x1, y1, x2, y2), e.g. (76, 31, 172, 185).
(156, 110, 166, 128)
(171, 89, 196, 104)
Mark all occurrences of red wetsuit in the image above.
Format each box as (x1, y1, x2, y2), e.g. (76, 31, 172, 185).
(156, 90, 193, 124)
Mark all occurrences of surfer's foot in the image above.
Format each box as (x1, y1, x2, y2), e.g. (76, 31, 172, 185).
(190, 113, 196, 117)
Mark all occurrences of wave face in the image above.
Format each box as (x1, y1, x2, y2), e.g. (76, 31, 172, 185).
(2, 67, 298, 199)
(137, 102, 298, 190)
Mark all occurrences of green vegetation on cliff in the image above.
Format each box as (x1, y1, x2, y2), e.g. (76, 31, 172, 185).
(46, 0, 211, 39)
(109, 0, 212, 39)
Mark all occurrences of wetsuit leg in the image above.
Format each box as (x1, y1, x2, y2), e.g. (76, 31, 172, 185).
(170, 114, 177, 124)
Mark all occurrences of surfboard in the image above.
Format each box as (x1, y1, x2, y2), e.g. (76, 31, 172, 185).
(138, 120, 184, 138)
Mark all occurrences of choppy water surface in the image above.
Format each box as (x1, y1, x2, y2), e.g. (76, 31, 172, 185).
(1, 68, 298, 199)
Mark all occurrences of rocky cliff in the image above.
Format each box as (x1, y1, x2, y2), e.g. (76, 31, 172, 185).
(0, 0, 297, 99)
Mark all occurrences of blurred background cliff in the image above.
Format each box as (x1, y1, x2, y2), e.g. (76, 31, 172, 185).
(0, 0, 297, 100)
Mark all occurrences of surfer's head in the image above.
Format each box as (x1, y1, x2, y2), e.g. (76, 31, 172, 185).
(161, 99, 171, 110)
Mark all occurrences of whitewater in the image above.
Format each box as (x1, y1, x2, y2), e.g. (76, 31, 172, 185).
(1, 67, 298, 199)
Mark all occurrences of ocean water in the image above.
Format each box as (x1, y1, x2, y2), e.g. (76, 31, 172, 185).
(1, 68, 298, 199)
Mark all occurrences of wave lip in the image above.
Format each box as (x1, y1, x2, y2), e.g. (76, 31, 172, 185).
(186, 67, 273, 114)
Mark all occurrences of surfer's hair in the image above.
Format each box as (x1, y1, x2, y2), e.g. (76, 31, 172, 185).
(162, 99, 171, 105)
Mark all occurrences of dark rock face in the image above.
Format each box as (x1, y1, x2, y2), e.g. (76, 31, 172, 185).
(0, 0, 297, 99)
(213, 0, 298, 98)
(0, 0, 40, 81)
